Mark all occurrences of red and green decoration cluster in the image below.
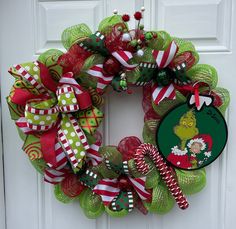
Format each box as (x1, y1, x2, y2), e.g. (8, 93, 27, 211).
(7, 8, 230, 218)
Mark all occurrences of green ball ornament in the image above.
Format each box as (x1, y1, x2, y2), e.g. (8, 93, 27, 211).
(155, 69, 172, 86)
(145, 32, 153, 40)
(130, 40, 138, 47)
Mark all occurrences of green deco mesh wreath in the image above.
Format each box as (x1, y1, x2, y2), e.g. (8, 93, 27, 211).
(7, 8, 230, 218)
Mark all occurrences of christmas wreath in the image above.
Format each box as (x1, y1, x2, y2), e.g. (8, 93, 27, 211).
(7, 8, 230, 218)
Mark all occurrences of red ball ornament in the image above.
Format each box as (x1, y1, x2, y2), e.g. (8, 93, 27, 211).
(134, 11, 142, 20)
(103, 57, 121, 75)
(61, 174, 85, 198)
(122, 14, 130, 22)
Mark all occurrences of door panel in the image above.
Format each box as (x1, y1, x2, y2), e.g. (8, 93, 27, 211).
(0, 0, 235, 229)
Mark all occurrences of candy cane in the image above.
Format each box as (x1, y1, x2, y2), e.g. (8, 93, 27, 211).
(134, 143, 189, 210)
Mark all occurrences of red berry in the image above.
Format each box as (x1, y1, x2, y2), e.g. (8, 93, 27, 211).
(122, 14, 130, 22)
(153, 33, 157, 38)
(140, 34, 145, 41)
(134, 11, 142, 20)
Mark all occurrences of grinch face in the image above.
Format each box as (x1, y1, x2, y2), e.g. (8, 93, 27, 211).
(190, 142, 202, 154)
(174, 110, 199, 141)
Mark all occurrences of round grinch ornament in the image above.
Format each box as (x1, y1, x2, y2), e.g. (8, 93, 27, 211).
(7, 7, 230, 218)
(156, 94, 228, 170)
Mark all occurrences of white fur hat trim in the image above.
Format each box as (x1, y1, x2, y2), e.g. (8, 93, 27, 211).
(187, 138, 206, 150)
(171, 146, 188, 156)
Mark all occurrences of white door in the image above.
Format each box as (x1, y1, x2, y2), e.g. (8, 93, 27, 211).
(1, 0, 236, 228)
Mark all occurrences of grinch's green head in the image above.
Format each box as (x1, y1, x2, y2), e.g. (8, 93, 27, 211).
(174, 110, 199, 141)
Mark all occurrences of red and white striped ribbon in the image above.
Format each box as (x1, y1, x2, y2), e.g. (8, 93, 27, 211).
(68, 114, 90, 151)
(13, 63, 50, 96)
(127, 177, 151, 201)
(15, 117, 35, 134)
(152, 41, 178, 69)
(15, 117, 56, 133)
(58, 72, 83, 95)
(152, 83, 176, 105)
(25, 103, 58, 115)
(93, 178, 120, 206)
(112, 51, 137, 70)
(44, 167, 68, 184)
(86, 64, 114, 94)
(47, 141, 68, 170)
(58, 129, 80, 168)
(86, 141, 102, 166)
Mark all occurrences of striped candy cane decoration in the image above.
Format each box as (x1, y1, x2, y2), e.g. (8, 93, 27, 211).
(134, 143, 189, 210)
(86, 64, 114, 94)
(152, 83, 176, 105)
(152, 41, 178, 69)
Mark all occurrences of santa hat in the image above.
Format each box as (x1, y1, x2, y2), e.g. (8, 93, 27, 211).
(187, 134, 213, 151)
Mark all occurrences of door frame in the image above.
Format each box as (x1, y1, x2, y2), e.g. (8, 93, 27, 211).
(0, 97, 6, 229)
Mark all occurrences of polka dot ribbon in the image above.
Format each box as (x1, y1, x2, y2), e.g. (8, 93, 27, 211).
(134, 143, 189, 210)
(12, 62, 95, 173)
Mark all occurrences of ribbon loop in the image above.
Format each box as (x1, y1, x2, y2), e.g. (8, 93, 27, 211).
(152, 41, 178, 69)
(56, 86, 79, 113)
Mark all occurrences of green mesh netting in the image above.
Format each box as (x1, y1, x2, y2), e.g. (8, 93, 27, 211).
(147, 31, 172, 50)
(98, 15, 128, 35)
(212, 87, 230, 114)
(144, 181, 175, 214)
(61, 23, 92, 50)
(38, 49, 64, 81)
(79, 188, 105, 218)
(54, 184, 74, 203)
(187, 64, 218, 89)
(175, 169, 206, 195)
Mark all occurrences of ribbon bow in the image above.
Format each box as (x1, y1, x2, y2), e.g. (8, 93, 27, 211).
(93, 166, 151, 212)
(80, 136, 151, 213)
(79, 30, 137, 93)
(151, 41, 191, 105)
(9, 61, 103, 180)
